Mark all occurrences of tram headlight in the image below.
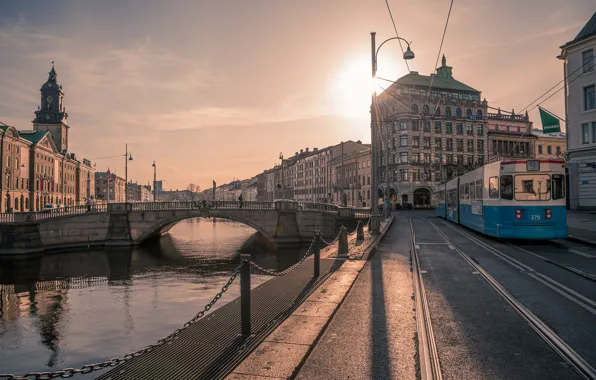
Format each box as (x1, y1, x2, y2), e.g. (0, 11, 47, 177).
(516, 209, 522, 219)
(545, 209, 552, 219)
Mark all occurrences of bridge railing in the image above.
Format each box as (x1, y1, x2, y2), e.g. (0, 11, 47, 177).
(0, 213, 14, 223)
(131, 201, 275, 211)
(351, 207, 372, 219)
(296, 202, 339, 214)
(33, 204, 108, 221)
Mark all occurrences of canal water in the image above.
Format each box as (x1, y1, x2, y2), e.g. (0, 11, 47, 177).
(0, 218, 307, 376)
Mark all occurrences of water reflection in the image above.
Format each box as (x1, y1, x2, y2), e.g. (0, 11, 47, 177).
(0, 218, 308, 375)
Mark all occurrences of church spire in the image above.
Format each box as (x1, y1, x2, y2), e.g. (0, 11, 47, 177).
(441, 54, 446, 67)
(48, 61, 57, 82)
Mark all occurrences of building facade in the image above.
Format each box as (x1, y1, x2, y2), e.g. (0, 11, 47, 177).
(95, 172, 126, 203)
(486, 110, 535, 162)
(533, 130, 567, 159)
(330, 148, 371, 207)
(127, 183, 152, 202)
(375, 56, 488, 208)
(559, 12, 596, 209)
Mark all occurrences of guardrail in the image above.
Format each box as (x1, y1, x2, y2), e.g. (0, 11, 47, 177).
(0, 213, 14, 223)
(296, 202, 339, 214)
(33, 204, 108, 221)
(131, 200, 275, 211)
(351, 208, 372, 218)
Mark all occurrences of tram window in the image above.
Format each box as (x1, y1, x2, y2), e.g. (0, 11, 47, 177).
(514, 174, 551, 201)
(460, 185, 464, 199)
(552, 174, 565, 200)
(470, 183, 475, 199)
(464, 183, 470, 199)
(489, 177, 498, 199)
(476, 180, 483, 200)
(500, 175, 513, 200)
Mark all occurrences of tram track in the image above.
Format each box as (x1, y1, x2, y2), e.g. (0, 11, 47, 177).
(428, 219, 596, 380)
(409, 219, 443, 380)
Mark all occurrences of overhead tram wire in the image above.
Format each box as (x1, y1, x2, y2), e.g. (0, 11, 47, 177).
(384, 0, 410, 73)
(426, 0, 454, 109)
(509, 57, 595, 154)
(519, 55, 595, 114)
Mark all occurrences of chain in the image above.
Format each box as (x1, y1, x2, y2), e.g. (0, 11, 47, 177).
(346, 220, 363, 236)
(321, 228, 343, 246)
(1, 264, 242, 380)
(250, 235, 317, 277)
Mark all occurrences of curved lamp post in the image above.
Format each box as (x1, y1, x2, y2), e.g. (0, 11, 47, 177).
(370, 32, 415, 233)
(124, 144, 133, 203)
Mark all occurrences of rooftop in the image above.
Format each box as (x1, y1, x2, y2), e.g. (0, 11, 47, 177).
(561, 11, 596, 49)
(532, 129, 566, 139)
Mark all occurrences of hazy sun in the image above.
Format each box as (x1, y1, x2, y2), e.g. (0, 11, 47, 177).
(329, 53, 404, 119)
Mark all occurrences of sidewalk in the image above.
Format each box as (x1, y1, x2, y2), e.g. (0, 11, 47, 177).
(295, 216, 416, 380)
(566, 210, 596, 245)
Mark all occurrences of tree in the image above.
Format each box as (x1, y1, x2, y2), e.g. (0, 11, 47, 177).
(187, 183, 202, 201)
(556, 150, 568, 164)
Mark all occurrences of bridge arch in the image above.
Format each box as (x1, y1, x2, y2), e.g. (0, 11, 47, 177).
(133, 210, 273, 244)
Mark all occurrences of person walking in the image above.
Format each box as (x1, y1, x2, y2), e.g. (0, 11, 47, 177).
(238, 193, 243, 209)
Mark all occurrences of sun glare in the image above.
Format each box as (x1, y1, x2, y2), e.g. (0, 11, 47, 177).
(329, 53, 403, 119)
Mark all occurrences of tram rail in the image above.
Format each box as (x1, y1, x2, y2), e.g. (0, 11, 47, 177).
(428, 219, 596, 380)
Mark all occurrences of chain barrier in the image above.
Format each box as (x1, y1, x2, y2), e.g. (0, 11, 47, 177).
(346, 220, 363, 237)
(0, 264, 242, 380)
(250, 234, 317, 277)
(321, 227, 343, 246)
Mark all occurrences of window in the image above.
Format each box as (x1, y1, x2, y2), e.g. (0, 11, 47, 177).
(582, 123, 589, 144)
(446, 139, 453, 150)
(400, 135, 408, 147)
(585, 85, 595, 110)
(478, 155, 484, 166)
(552, 174, 565, 200)
(467, 140, 474, 151)
(400, 169, 408, 181)
(445, 107, 452, 116)
(446, 154, 453, 164)
(547, 145, 552, 154)
(424, 153, 431, 164)
(423, 105, 429, 115)
(514, 174, 551, 201)
(435, 121, 442, 133)
(435, 138, 442, 149)
(400, 121, 408, 130)
(466, 124, 473, 136)
(583, 49, 594, 73)
(475, 180, 482, 199)
(464, 183, 470, 199)
(556, 146, 561, 155)
(477, 140, 484, 152)
(456, 123, 463, 134)
(435, 106, 441, 116)
(434, 153, 441, 163)
(412, 136, 420, 147)
(467, 155, 474, 165)
(400, 152, 408, 163)
(457, 139, 463, 151)
(593, 122, 596, 143)
(466, 109, 472, 118)
(538, 145, 543, 154)
(412, 170, 420, 181)
(423, 137, 431, 148)
(457, 155, 463, 165)
(412, 153, 419, 163)
(446, 122, 453, 134)
(424, 120, 431, 132)
(412, 120, 419, 131)
(456, 108, 462, 117)
(477, 110, 483, 117)
(500, 175, 513, 200)
(470, 182, 475, 199)
(459, 185, 464, 199)
(476, 125, 484, 136)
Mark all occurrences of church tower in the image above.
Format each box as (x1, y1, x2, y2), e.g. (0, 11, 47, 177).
(32, 63, 70, 153)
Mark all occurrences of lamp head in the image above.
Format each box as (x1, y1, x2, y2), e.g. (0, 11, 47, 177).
(128, 154, 133, 161)
(403, 46, 415, 60)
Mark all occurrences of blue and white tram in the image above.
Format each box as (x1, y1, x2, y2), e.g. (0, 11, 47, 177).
(435, 159, 568, 239)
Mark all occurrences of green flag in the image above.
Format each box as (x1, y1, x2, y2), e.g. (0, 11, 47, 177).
(539, 106, 560, 133)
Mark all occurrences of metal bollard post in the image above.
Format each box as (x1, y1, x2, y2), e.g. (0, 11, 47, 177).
(240, 254, 251, 337)
(314, 231, 321, 277)
(338, 226, 349, 256)
(356, 221, 364, 241)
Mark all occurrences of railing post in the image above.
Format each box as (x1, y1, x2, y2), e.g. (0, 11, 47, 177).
(240, 254, 251, 337)
(357, 221, 364, 241)
(314, 231, 321, 277)
(338, 225, 348, 256)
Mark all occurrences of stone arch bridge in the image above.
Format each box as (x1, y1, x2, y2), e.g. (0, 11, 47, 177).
(0, 200, 371, 254)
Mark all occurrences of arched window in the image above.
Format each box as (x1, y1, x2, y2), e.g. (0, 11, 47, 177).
(476, 109, 483, 117)
(411, 104, 418, 113)
(434, 106, 441, 116)
(423, 105, 429, 115)
(456, 108, 462, 117)
(445, 107, 452, 116)
(466, 109, 472, 118)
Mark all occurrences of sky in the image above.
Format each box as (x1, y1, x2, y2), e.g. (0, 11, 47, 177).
(0, 0, 593, 190)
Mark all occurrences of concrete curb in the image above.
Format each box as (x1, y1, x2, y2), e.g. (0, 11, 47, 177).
(227, 217, 395, 380)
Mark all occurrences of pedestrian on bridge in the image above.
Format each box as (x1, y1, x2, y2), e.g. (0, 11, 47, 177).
(238, 193, 243, 209)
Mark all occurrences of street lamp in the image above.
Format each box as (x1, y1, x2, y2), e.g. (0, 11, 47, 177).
(152, 161, 157, 202)
(279, 152, 284, 199)
(370, 32, 415, 233)
(125, 144, 133, 203)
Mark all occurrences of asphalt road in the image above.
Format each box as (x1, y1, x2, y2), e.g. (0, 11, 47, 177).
(294, 212, 594, 379)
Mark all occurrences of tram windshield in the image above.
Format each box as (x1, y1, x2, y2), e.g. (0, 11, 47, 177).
(514, 174, 551, 201)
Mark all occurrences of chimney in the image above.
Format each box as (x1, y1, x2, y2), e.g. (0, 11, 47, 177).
(314, 147, 318, 152)
(357, 140, 362, 144)
(300, 149, 303, 154)
(306, 147, 309, 152)
(295, 152, 298, 156)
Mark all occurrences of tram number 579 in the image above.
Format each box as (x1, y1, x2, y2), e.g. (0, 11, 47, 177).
(530, 215, 541, 221)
